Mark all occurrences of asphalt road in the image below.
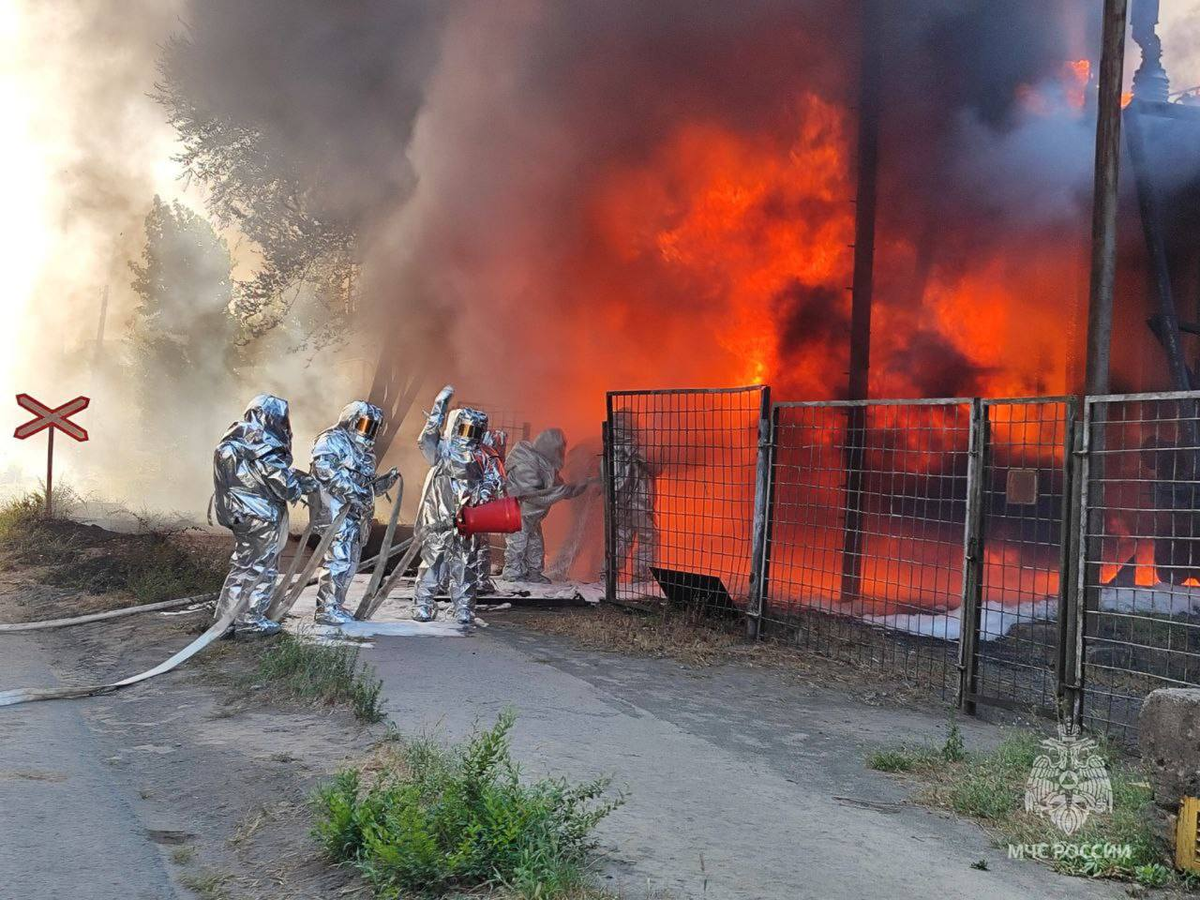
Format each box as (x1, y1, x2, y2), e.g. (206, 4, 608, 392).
(366, 621, 1125, 900)
(0, 631, 179, 900)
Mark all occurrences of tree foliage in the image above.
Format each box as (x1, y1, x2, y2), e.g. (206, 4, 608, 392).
(128, 195, 236, 436)
(154, 35, 359, 341)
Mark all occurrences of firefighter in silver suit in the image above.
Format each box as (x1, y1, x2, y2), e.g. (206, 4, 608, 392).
(503, 428, 587, 583)
(309, 401, 399, 625)
(610, 410, 656, 582)
(412, 386, 502, 625)
(212, 394, 313, 636)
(473, 429, 508, 595)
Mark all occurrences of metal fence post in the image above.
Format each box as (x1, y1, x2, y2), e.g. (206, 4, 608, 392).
(1057, 400, 1083, 725)
(957, 398, 987, 714)
(747, 387, 774, 639)
(1069, 399, 1098, 731)
(602, 405, 617, 605)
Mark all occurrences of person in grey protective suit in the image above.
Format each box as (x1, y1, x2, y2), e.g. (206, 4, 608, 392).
(412, 386, 503, 625)
(610, 410, 656, 582)
(212, 394, 315, 636)
(309, 401, 399, 625)
(502, 428, 588, 583)
(472, 429, 508, 595)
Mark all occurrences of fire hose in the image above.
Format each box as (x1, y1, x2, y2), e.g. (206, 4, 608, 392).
(0, 497, 425, 634)
(0, 507, 348, 709)
(0, 480, 521, 706)
(0, 594, 216, 633)
(354, 471, 429, 621)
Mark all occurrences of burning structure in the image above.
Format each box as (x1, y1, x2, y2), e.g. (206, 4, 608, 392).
(5, 2, 1200, 733)
(593, 2, 1200, 739)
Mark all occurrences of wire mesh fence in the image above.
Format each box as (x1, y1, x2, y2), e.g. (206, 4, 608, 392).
(600, 384, 1200, 737)
(964, 399, 1073, 717)
(604, 387, 767, 616)
(1077, 393, 1200, 739)
(759, 399, 972, 699)
(460, 402, 533, 445)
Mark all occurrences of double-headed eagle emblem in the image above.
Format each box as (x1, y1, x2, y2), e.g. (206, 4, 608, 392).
(1024, 725, 1113, 836)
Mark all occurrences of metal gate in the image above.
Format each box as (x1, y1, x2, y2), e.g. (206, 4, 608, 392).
(1073, 392, 1200, 739)
(603, 386, 769, 615)
(960, 398, 1075, 718)
(756, 398, 973, 700)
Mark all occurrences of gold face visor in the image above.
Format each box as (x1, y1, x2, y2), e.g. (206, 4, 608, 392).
(355, 416, 381, 440)
(454, 419, 485, 442)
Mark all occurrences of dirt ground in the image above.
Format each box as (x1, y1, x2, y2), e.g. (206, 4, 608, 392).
(0, 553, 1128, 900)
(0, 561, 380, 900)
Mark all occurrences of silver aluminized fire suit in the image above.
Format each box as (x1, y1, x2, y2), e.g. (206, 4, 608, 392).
(472, 430, 508, 596)
(610, 411, 656, 582)
(212, 394, 312, 636)
(412, 387, 502, 625)
(503, 429, 586, 583)
(309, 401, 399, 625)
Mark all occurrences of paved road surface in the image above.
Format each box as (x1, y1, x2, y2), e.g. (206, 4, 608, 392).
(0, 632, 179, 900)
(368, 622, 1124, 900)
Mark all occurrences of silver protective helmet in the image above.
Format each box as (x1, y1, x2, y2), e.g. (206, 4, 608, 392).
(245, 394, 292, 444)
(338, 400, 385, 443)
(449, 407, 488, 445)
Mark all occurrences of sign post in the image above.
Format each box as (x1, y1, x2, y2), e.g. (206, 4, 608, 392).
(13, 394, 90, 517)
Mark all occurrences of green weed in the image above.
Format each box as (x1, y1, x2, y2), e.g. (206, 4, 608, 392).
(871, 728, 1175, 883)
(312, 710, 622, 898)
(246, 632, 386, 724)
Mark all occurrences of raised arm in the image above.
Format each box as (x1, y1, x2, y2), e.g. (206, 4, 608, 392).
(418, 384, 455, 465)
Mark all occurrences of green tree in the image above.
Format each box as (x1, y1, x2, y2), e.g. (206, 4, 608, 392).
(154, 36, 360, 342)
(128, 196, 236, 450)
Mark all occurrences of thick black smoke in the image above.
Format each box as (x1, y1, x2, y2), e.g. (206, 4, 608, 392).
(164, 0, 1101, 425)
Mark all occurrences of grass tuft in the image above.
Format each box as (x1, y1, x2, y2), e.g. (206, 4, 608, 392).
(171, 845, 196, 865)
(942, 715, 966, 763)
(245, 632, 386, 724)
(0, 489, 226, 604)
(179, 871, 230, 900)
(866, 746, 940, 774)
(869, 728, 1176, 884)
(312, 710, 623, 899)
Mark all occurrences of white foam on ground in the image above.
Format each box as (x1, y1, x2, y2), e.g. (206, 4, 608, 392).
(1099, 582, 1200, 617)
(280, 574, 603, 643)
(863, 582, 1200, 643)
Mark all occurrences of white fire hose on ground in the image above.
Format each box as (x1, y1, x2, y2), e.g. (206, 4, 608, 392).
(0, 507, 348, 709)
(0, 594, 216, 633)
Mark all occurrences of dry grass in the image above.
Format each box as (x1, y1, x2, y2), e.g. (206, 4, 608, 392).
(0, 490, 226, 617)
(509, 605, 937, 710)
(179, 870, 232, 900)
(511, 604, 746, 666)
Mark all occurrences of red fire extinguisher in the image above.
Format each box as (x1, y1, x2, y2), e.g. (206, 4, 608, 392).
(456, 496, 522, 536)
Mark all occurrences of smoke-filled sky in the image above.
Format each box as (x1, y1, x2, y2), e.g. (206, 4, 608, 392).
(3, 1, 1200, 516)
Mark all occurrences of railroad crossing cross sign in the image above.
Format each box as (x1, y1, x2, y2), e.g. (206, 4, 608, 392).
(14, 394, 90, 442)
(13, 393, 90, 517)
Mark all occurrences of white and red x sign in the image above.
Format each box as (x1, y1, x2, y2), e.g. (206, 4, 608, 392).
(14, 394, 90, 442)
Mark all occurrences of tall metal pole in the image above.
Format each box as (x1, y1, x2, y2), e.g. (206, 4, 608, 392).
(840, 0, 881, 602)
(1072, 0, 1129, 727)
(1084, 0, 1130, 396)
(45, 428, 54, 518)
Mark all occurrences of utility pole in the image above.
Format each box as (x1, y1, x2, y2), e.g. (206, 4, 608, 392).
(1065, 0, 1129, 727)
(1084, 0, 1130, 396)
(91, 284, 109, 372)
(840, 0, 881, 602)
